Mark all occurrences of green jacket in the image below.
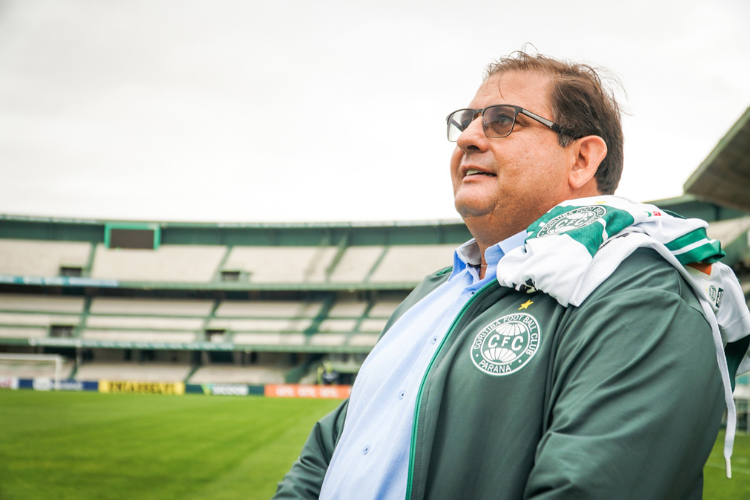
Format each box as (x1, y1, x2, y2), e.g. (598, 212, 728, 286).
(274, 248, 725, 500)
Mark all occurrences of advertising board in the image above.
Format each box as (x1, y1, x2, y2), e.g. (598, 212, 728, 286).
(264, 384, 351, 399)
(0, 376, 18, 390)
(98, 380, 185, 395)
(30, 378, 99, 391)
(184, 383, 265, 396)
(208, 384, 250, 396)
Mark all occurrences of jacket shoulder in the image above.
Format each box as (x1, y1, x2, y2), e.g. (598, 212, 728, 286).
(589, 247, 702, 313)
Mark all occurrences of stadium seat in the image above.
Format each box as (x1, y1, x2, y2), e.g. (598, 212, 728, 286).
(232, 333, 307, 346)
(75, 363, 191, 382)
(85, 316, 204, 330)
(0, 327, 48, 339)
(223, 246, 338, 282)
(81, 330, 197, 343)
(358, 319, 388, 333)
(0, 313, 80, 327)
(0, 239, 91, 277)
(317, 319, 359, 332)
(368, 301, 402, 318)
(189, 365, 286, 385)
(214, 300, 322, 319)
(0, 295, 84, 339)
(0, 294, 85, 313)
(207, 319, 313, 332)
(327, 300, 368, 318)
(328, 246, 384, 282)
(90, 298, 213, 316)
(91, 244, 225, 282)
(369, 245, 456, 282)
(348, 334, 379, 346)
(309, 334, 347, 346)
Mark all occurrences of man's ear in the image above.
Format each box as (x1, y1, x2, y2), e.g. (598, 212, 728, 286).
(568, 135, 607, 190)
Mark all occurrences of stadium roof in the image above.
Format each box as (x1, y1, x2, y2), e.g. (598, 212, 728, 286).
(0, 214, 472, 247)
(0, 213, 467, 230)
(683, 106, 750, 212)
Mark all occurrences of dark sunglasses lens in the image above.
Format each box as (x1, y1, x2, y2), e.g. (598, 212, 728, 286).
(447, 109, 477, 142)
(484, 106, 516, 138)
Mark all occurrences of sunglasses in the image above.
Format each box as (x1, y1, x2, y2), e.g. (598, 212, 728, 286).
(446, 104, 579, 142)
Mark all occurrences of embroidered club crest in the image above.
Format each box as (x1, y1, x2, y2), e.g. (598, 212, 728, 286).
(470, 313, 541, 376)
(536, 206, 607, 237)
(708, 285, 724, 309)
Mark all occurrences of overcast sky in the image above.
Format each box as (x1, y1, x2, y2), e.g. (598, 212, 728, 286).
(0, 0, 748, 223)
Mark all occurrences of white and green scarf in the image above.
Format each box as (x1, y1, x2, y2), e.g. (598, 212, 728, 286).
(496, 195, 750, 478)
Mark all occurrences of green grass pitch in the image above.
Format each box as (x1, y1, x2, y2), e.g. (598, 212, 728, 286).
(0, 391, 748, 500)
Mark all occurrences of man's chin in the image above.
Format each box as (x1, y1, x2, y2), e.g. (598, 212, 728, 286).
(454, 201, 495, 219)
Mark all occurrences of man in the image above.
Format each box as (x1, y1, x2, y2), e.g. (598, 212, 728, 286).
(273, 52, 748, 499)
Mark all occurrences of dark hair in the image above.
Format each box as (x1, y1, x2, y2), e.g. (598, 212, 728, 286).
(484, 52, 624, 195)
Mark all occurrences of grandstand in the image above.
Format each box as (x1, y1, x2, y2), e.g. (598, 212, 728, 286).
(1, 107, 749, 393)
(1, 208, 749, 389)
(0, 218, 472, 386)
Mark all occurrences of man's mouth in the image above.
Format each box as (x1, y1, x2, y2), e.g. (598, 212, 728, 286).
(465, 169, 495, 177)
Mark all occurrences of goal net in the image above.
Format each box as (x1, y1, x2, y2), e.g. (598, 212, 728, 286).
(0, 354, 64, 390)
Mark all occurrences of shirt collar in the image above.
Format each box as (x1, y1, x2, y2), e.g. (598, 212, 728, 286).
(450, 230, 527, 281)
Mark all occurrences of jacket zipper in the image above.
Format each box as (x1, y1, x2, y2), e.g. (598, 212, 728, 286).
(404, 279, 498, 500)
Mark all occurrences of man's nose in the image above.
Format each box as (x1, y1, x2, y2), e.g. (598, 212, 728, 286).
(456, 115, 489, 153)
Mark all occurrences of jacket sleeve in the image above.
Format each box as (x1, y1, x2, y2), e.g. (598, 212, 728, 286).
(524, 271, 725, 500)
(272, 399, 349, 499)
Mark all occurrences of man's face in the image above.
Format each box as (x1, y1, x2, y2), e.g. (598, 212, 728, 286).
(451, 71, 573, 232)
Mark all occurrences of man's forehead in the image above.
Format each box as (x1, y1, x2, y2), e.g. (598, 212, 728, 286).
(471, 70, 553, 112)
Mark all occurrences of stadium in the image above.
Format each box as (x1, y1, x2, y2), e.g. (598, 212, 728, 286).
(0, 216, 472, 390)
(1, 0, 749, 494)
(1, 107, 750, 498)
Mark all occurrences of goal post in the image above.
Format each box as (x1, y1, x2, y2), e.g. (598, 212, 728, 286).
(0, 354, 64, 390)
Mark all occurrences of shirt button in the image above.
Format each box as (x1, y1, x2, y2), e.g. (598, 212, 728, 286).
(471, 291, 475, 295)
(363, 445, 371, 455)
(430, 336, 438, 345)
(398, 390, 406, 400)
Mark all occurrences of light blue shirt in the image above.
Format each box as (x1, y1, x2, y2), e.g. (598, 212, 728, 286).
(319, 231, 527, 500)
